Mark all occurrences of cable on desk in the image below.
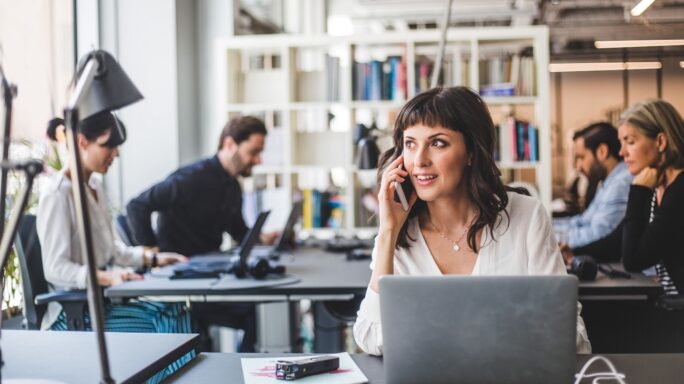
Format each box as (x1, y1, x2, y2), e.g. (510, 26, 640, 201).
(574, 355, 627, 384)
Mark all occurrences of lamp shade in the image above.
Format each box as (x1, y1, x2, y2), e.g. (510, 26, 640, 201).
(76, 50, 143, 118)
(356, 137, 380, 170)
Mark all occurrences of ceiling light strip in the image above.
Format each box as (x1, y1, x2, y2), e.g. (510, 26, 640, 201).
(595, 39, 684, 49)
(549, 62, 662, 73)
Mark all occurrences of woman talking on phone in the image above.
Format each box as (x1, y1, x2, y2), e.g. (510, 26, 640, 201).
(618, 99, 684, 295)
(352, 86, 591, 355)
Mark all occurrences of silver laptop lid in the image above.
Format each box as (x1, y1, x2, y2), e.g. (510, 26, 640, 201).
(379, 275, 577, 384)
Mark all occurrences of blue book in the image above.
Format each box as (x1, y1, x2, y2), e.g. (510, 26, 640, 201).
(370, 60, 382, 100)
(529, 124, 538, 162)
(516, 121, 525, 161)
(312, 190, 321, 228)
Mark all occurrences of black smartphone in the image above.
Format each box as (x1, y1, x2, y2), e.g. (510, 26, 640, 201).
(393, 164, 414, 211)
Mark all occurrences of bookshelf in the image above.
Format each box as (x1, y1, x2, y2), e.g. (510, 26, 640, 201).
(214, 26, 551, 232)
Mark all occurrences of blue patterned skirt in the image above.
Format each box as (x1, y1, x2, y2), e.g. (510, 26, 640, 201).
(50, 300, 194, 383)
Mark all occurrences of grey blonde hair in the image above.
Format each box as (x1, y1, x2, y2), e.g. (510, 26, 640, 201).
(619, 99, 684, 171)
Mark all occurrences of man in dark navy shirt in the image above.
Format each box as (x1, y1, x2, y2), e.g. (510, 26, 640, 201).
(126, 115, 276, 256)
(125, 115, 277, 352)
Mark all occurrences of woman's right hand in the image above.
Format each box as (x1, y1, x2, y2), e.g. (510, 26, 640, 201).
(378, 155, 418, 236)
(633, 167, 658, 189)
(97, 270, 143, 287)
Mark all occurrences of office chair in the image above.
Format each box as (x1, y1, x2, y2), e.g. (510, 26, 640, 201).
(115, 213, 135, 246)
(15, 215, 88, 330)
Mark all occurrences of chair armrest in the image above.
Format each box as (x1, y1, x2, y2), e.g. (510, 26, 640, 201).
(35, 290, 87, 306)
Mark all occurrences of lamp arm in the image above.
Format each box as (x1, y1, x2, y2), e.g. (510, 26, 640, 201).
(0, 161, 42, 279)
(431, 0, 454, 89)
(68, 58, 98, 110)
(64, 55, 115, 384)
(0, 64, 17, 237)
(0, 160, 42, 380)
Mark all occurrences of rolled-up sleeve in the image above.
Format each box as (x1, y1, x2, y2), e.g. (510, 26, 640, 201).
(353, 286, 384, 355)
(353, 239, 387, 355)
(37, 188, 88, 289)
(111, 240, 145, 270)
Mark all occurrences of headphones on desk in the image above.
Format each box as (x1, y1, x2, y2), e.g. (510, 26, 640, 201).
(567, 255, 598, 281)
(567, 255, 632, 281)
(231, 257, 285, 279)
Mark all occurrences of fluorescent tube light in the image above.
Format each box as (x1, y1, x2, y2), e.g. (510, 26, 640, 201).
(631, 0, 655, 16)
(549, 61, 662, 73)
(595, 39, 684, 49)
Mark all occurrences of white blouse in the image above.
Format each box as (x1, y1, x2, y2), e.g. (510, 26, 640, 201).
(353, 192, 592, 355)
(36, 170, 144, 329)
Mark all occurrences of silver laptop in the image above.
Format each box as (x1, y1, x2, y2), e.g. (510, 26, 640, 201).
(380, 275, 578, 384)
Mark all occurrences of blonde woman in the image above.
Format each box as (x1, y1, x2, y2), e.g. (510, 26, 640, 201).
(619, 99, 684, 295)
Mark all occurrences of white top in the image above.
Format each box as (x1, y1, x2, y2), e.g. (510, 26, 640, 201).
(36, 170, 144, 329)
(353, 192, 592, 355)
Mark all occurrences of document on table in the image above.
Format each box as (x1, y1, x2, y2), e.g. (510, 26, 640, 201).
(240, 352, 368, 384)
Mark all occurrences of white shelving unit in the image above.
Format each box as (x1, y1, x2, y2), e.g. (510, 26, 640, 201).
(214, 26, 551, 232)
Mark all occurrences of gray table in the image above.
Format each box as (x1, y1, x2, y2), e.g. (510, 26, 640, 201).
(106, 249, 374, 352)
(1, 330, 199, 384)
(578, 263, 661, 299)
(166, 352, 684, 384)
(106, 249, 660, 300)
(104, 249, 663, 353)
(106, 249, 373, 300)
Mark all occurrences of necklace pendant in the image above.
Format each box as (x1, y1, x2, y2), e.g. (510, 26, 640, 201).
(453, 243, 460, 252)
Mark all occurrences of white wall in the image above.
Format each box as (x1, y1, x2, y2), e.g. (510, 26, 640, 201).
(0, 0, 73, 142)
(196, 0, 237, 155)
(93, 0, 179, 210)
(89, 0, 206, 210)
(176, 0, 199, 166)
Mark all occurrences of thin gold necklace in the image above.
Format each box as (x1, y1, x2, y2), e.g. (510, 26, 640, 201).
(431, 220, 470, 252)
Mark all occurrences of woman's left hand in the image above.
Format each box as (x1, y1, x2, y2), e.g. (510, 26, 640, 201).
(633, 167, 658, 189)
(260, 231, 280, 245)
(156, 252, 188, 266)
(559, 243, 574, 266)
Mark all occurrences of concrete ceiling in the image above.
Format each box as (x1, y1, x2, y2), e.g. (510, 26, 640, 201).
(330, 0, 684, 59)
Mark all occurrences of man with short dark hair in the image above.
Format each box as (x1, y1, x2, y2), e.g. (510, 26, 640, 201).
(127, 115, 276, 256)
(555, 122, 632, 262)
(126, 115, 277, 352)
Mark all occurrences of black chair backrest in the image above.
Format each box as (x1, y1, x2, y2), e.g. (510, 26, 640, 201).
(15, 214, 49, 330)
(115, 214, 135, 246)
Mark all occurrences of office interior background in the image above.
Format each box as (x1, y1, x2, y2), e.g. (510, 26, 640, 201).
(1, 0, 684, 358)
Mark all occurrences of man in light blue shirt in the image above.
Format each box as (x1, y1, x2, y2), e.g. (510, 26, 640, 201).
(555, 122, 632, 261)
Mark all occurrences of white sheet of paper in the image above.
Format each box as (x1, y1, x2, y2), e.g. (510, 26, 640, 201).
(240, 352, 368, 384)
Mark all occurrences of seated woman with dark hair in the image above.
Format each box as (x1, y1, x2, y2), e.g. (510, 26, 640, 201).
(37, 113, 191, 383)
(618, 99, 684, 296)
(353, 86, 591, 355)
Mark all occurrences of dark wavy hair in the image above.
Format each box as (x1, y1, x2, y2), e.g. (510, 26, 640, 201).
(377, 86, 511, 252)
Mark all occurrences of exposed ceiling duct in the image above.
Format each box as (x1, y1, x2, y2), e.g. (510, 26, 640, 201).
(329, 0, 684, 59)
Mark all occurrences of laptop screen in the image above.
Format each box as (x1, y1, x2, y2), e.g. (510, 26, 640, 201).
(238, 210, 271, 269)
(273, 202, 302, 252)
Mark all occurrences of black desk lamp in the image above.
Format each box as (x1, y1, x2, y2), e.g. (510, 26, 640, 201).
(62, 50, 142, 384)
(354, 123, 381, 170)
